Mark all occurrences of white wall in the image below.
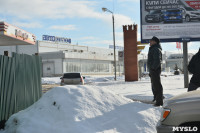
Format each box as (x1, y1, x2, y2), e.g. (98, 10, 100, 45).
(0, 42, 38, 56)
(42, 59, 63, 76)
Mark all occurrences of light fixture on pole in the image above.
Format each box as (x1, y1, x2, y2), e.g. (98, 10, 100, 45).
(102, 7, 117, 81)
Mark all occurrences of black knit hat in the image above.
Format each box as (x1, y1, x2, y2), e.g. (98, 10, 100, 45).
(151, 36, 160, 44)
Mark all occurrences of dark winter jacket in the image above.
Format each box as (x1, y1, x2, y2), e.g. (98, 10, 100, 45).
(147, 43, 162, 71)
(188, 48, 200, 86)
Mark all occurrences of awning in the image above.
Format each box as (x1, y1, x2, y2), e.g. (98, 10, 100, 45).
(0, 21, 36, 46)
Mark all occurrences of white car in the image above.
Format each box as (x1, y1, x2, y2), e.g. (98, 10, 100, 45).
(157, 90, 200, 133)
(180, 7, 200, 22)
(60, 73, 85, 85)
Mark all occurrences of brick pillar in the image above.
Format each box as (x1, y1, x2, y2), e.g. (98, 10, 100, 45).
(123, 24, 138, 81)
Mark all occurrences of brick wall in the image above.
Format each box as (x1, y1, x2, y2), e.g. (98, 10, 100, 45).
(123, 24, 138, 81)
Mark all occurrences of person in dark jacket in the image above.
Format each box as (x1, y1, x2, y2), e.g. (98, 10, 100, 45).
(147, 36, 163, 106)
(188, 48, 200, 91)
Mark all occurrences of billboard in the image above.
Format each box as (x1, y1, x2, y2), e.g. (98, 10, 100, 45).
(42, 35, 71, 44)
(141, 0, 200, 43)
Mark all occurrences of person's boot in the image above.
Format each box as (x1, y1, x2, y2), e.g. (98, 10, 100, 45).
(152, 97, 156, 102)
(153, 103, 163, 107)
(163, 96, 165, 99)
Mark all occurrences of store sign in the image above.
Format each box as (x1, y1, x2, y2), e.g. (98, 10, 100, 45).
(109, 45, 124, 51)
(15, 29, 29, 40)
(141, 0, 200, 43)
(0, 21, 36, 45)
(118, 51, 124, 61)
(42, 35, 71, 44)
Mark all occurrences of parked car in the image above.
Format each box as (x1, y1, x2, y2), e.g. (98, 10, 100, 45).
(145, 10, 164, 23)
(157, 90, 200, 133)
(180, 7, 200, 22)
(60, 73, 85, 85)
(163, 9, 183, 23)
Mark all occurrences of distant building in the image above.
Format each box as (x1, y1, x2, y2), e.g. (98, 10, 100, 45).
(138, 52, 194, 74)
(0, 40, 121, 76)
(39, 41, 119, 76)
(165, 53, 194, 71)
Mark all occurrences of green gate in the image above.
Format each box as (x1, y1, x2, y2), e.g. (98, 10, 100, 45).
(0, 53, 42, 126)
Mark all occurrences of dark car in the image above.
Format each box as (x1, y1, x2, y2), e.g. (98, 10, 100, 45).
(145, 10, 163, 23)
(60, 73, 85, 85)
(163, 9, 183, 23)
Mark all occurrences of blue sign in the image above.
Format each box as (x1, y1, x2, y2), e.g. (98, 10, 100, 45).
(42, 35, 71, 44)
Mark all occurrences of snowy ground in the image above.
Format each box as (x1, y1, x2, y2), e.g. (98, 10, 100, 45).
(1, 73, 191, 133)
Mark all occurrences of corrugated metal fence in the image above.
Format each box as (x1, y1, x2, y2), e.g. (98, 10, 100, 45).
(0, 53, 42, 124)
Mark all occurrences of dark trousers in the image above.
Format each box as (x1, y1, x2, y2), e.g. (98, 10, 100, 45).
(150, 68, 163, 105)
(151, 78, 156, 100)
(188, 82, 200, 92)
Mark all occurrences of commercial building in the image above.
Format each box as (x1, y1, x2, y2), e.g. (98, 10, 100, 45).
(0, 34, 120, 76)
(39, 41, 118, 76)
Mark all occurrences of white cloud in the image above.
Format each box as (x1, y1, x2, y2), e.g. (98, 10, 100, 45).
(115, 32, 123, 39)
(115, 14, 134, 28)
(99, 13, 134, 29)
(79, 36, 98, 40)
(49, 25, 77, 30)
(15, 21, 43, 28)
(118, 0, 139, 2)
(0, 0, 134, 29)
(137, 32, 141, 41)
(83, 39, 124, 46)
(0, 0, 99, 19)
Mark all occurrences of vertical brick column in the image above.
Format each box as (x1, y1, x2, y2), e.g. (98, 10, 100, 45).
(123, 24, 138, 81)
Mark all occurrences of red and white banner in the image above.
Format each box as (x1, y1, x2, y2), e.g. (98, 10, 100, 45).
(186, 1, 200, 10)
(176, 42, 181, 49)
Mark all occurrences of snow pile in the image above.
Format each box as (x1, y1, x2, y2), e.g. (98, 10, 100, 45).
(42, 77, 61, 84)
(1, 85, 161, 133)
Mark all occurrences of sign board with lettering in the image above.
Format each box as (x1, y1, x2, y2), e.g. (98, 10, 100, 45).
(109, 45, 124, 51)
(118, 51, 124, 61)
(42, 35, 71, 44)
(0, 21, 36, 46)
(140, 0, 200, 43)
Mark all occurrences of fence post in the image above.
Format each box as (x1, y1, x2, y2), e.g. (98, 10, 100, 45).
(4, 51, 8, 56)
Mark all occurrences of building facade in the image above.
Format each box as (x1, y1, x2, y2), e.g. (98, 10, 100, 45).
(0, 40, 120, 76)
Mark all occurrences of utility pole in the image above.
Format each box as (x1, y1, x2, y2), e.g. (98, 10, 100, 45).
(102, 7, 117, 81)
(112, 14, 117, 81)
(182, 39, 189, 88)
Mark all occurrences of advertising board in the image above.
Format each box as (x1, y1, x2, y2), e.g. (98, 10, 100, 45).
(42, 35, 71, 44)
(141, 0, 200, 42)
(0, 21, 36, 46)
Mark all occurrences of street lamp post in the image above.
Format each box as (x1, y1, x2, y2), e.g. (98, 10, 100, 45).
(102, 7, 117, 81)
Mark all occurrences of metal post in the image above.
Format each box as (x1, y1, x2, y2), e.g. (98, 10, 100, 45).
(4, 51, 8, 56)
(183, 41, 189, 88)
(16, 45, 19, 54)
(112, 14, 117, 81)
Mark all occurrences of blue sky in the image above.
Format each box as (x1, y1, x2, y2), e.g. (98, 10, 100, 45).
(0, 0, 199, 53)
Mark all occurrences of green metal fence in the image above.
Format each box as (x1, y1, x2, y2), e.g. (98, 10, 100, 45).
(0, 53, 42, 124)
